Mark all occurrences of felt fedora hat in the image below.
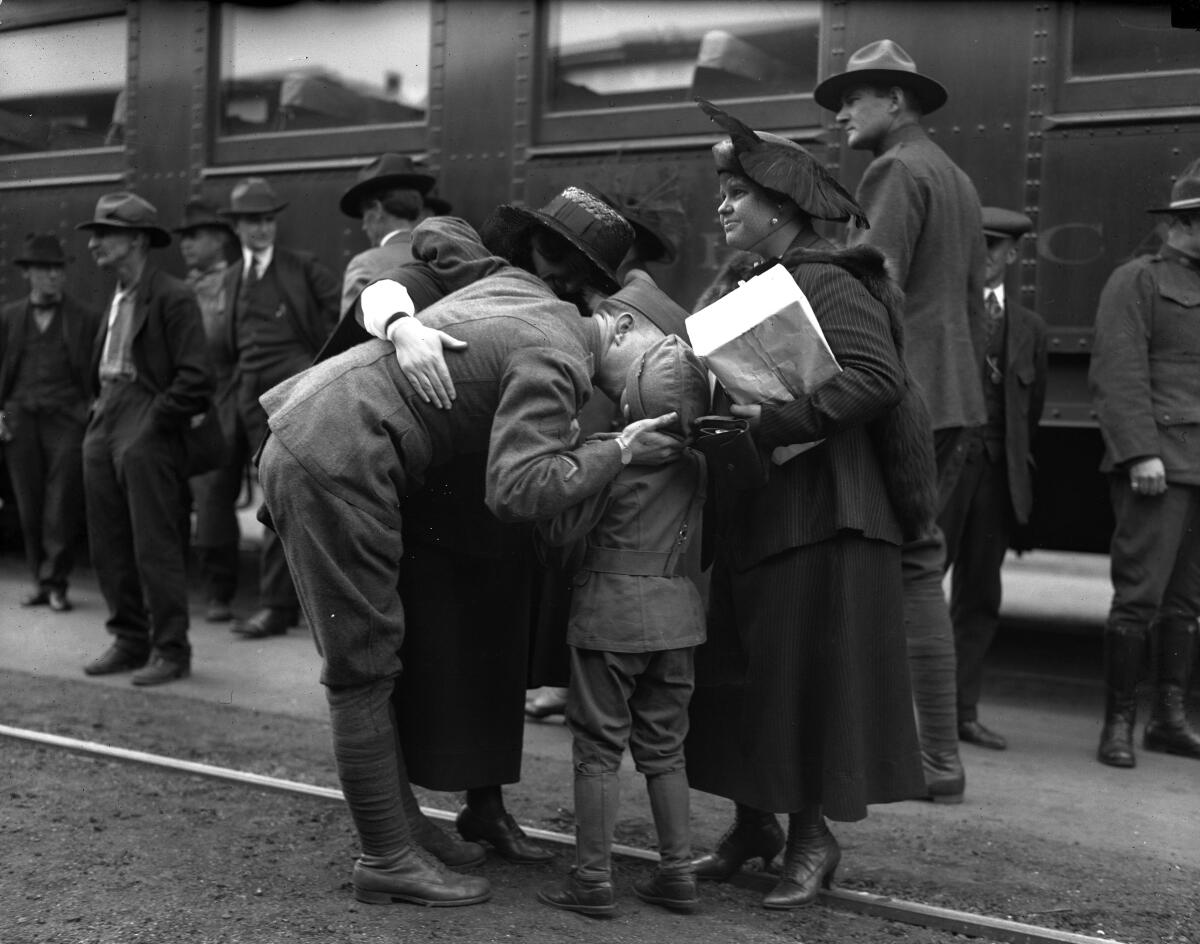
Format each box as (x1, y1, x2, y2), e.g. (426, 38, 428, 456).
(340, 153, 436, 218)
(1148, 158, 1200, 214)
(13, 233, 70, 267)
(76, 191, 171, 248)
(222, 177, 288, 217)
(174, 197, 235, 235)
(813, 39, 948, 114)
(981, 207, 1033, 239)
(480, 186, 634, 295)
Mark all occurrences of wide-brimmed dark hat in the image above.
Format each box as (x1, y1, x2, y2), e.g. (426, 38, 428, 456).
(594, 181, 687, 265)
(76, 192, 171, 248)
(480, 186, 634, 295)
(813, 39, 947, 114)
(222, 177, 288, 217)
(340, 153, 436, 218)
(174, 198, 235, 235)
(1148, 158, 1200, 214)
(424, 192, 453, 216)
(13, 233, 70, 267)
(982, 207, 1033, 239)
(698, 99, 869, 228)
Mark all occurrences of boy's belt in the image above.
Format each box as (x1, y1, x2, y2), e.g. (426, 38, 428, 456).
(582, 546, 678, 577)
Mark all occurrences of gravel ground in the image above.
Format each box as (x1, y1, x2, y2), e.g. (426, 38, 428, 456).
(1, 670, 1196, 944)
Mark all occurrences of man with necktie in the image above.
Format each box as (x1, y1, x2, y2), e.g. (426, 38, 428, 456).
(0, 234, 100, 613)
(939, 207, 1047, 751)
(220, 177, 340, 640)
(77, 193, 213, 685)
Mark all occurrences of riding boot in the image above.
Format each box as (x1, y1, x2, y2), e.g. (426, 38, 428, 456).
(1097, 622, 1147, 768)
(903, 530, 966, 802)
(761, 806, 841, 910)
(634, 770, 699, 913)
(537, 771, 619, 917)
(692, 802, 784, 880)
(1144, 617, 1200, 759)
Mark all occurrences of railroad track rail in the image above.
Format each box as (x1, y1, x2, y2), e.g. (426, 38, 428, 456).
(1, 722, 1126, 944)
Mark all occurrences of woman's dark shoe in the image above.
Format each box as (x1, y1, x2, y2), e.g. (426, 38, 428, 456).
(692, 807, 784, 880)
(633, 871, 699, 913)
(761, 818, 840, 910)
(353, 849, 491, 907)
(412, 815, 486, 870)
(456, 806, 553, 864)
(537, 870, 615, 917)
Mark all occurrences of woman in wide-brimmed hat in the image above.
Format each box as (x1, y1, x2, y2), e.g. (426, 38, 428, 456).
(684, 100, 929, 911)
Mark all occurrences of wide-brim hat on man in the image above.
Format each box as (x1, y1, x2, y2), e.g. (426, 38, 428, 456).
(697, 98, 869, 228)
(480, 186, 634, 295)
(982, 207, 1033, 240)
(174, 197, 235, 235)
(75, 191, 171, 248)
(222, 177, 288, 217)
(13, 233, 70, 267)
(812, 39, 948, 115)
(1147, 158, 1200, 214)
(340, 153, 436, 218)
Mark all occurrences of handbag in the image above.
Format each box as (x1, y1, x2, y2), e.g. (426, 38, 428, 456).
(184, 405, 229, 477)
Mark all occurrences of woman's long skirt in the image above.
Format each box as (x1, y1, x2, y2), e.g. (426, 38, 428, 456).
(393, 457, 537, 791)
(686, 532, 924, 821)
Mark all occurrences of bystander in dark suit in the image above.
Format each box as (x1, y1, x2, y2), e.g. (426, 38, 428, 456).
(175, 199, 242, 622)
(0, 234, 100, 612)
(220, 177, 340, 640)
(77, 193, 213, 686)
(940, 208, 1047, 750)
(339, 153, 436, 322)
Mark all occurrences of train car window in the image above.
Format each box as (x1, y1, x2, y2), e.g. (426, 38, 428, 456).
(217, 0, 431, 137)
(1070, 3, 1195, 77)
(543, 0, 820, 112)
(0, 16, 127, 155)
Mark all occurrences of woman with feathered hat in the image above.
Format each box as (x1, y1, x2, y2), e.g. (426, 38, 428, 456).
(684, 100, 929, 909)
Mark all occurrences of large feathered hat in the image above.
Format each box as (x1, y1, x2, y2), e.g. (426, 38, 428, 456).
(696, 98, 869, 229)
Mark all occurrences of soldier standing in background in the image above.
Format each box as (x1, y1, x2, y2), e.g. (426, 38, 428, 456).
(0, 234, 99, 613)
(176, 199, 242, 623)
(1089, 159, 1200, 768)
(940, 208, 1047, 751)
(221, 177, 340, 641)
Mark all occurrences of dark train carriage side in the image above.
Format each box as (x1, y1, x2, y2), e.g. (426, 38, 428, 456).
(1, 0, 1197, 555)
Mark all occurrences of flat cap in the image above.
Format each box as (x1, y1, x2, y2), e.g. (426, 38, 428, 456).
(981, 207, 1033, 239)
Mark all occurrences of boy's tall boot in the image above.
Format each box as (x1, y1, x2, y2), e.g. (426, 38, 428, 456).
(538, 771, 619, 917)
(635, 770, 699, 913)
(1097, 621, 1147, 767)
(1144, 617, 1200, 759)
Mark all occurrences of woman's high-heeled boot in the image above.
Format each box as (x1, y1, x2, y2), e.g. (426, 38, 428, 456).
(692, 802, 784, 881)
(761, 807, 840, 910)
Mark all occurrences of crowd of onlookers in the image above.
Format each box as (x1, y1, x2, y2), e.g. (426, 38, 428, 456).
(1, 37, 1197, 917)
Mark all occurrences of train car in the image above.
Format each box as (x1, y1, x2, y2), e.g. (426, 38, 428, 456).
(2, 0, 1197, 553)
